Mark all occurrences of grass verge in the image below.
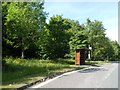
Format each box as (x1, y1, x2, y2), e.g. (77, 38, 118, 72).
(2, 58, 85, 89)
(2, 58, 109, 89)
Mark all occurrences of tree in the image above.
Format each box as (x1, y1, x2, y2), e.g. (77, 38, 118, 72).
(110, 41, 120, 61)
(2, 2, 13, 57)
(85, 18, 120, 61)
(40, 15, 71, 59)
(2, 2, 47, 58)
(85, 18, 108, 60)
(68, 20, 88, 58)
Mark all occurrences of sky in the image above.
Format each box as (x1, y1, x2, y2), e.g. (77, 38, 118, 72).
(44, 1, 118, 42)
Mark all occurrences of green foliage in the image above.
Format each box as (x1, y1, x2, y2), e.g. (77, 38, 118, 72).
(68, 20, 88, 58)
(110, 41, 120, 61)
(39, 15, 71, 59)
(2, 2, 120, 61)
(2, 58, 74, 88)
(85, 19, 111, 60)
(83, 18, 120, 61)
(2, 2, 47, 58)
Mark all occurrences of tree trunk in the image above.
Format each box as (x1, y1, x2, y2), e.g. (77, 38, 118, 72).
(21, 49, 24, 59)
(21, 36, 24, 59)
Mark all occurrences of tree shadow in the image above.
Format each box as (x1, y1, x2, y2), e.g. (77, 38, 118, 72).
(84, 64, 101, 67)
(79, 67, 108, 73)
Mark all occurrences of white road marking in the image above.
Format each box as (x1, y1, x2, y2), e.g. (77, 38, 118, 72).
(97, 63, 118, 88)
(30, 63, 118, 88)
(30, 69, 84, 88)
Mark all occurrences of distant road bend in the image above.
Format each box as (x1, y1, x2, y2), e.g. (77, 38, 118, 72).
(30, 63, 118, 88)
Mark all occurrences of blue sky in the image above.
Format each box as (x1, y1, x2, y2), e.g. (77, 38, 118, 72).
(44, 2, 118, 42)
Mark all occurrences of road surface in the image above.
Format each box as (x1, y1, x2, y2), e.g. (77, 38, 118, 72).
(30, 63, 118, 88)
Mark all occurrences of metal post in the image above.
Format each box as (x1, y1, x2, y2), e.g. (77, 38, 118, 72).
(88, 45, 92, 59)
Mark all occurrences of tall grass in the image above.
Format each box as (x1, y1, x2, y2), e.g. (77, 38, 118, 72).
(2, 58, 75, 88)
(3, 58, 108, 88)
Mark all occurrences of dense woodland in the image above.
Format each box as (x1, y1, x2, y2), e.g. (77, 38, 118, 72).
(2, 2, 120, 61)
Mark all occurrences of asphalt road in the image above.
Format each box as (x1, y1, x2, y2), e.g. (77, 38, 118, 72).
(30, 63, 118, 88)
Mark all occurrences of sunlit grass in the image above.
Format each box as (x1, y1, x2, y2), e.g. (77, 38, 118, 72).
(2, 58, 77, 88)
(2, 58, 109, 89)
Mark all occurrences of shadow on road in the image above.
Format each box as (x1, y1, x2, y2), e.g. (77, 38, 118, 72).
(84, 64, 101, 67)
(79, 68, 108, 73)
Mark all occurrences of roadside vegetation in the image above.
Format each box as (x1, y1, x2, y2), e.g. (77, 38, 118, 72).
(2, 58, 85, 88)
(2, 58, 112, 88)
(2, 57, 110, 88)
